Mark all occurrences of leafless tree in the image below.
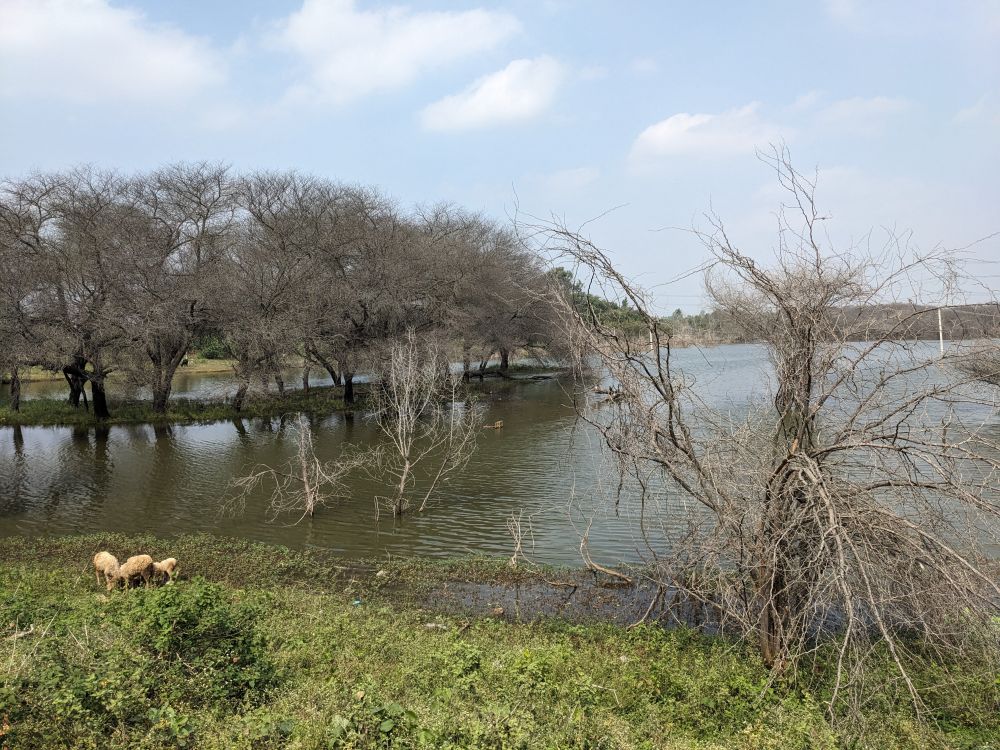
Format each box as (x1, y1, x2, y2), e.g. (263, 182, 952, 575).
(957, 343, 1000, 387)
(368, 330, 483, 517)
(0, 164, 568, 419)
(542, 146, 1000, 717)
(227, 414, 366, 522)
(0, 222, 32, 410)
(206, 171, 326, 410)
(113, 163, 235, 412)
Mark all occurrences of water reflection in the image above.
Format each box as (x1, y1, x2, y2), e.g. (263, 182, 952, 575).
(1, 344, 996, 565)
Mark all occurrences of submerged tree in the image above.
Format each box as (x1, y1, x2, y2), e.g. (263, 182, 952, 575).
(545, 147, 1000, 715)
(227, 414, 366, 522)
(368, 331, 483, 517)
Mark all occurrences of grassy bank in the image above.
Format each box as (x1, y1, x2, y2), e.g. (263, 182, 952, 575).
(0, 385, 353, 428)
(1, 357, 239, 384)
(0, 363, 564, 428)
(1, 535, 996, 749)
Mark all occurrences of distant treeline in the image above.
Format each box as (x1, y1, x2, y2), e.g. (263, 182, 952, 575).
(554, 265, 999, 346)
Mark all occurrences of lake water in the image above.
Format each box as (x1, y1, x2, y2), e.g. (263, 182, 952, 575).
(1, 344, 996, 565)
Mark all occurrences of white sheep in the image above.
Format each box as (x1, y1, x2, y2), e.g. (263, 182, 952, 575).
(112, 554, 155, 589)
(93, 551, 120, 590)
(152, 557, 178, 585)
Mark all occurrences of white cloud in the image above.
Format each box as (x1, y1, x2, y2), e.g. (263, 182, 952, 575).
(790, 90, 823, 111)
(272, 0, 520, 104)
(824, 0, 859, 23)
(814, 95, 909, 134)
(420, 57, 565, 132)
(530, 166, 600, 192)
(630, 103, 787, 161)
(0, 0, 225, 103)
(955, 92, 1000, 125)
(578, 65, 609, 81)
(630, 57, 660, 75)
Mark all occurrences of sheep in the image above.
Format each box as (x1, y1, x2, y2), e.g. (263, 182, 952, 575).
(93, 551, 120, 590)
(152, 557, 178, 585)
(112, 554, 155, 589)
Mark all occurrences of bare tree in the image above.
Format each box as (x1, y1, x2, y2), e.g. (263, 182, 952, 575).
(957, 343, 1000, 387)
(227, 414, 366, 522)
(113, 163, 234, 413)
(207, 172, 324, 410)
(543, 147, 1000, 716)
(368, 331, 482, 517)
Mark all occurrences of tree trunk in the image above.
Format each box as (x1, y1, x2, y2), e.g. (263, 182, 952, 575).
(301, 367, 310, 394)
(393, 460, 410, 517)
(64, 360, 86, 408)
(307, 346, 340, 385)
(499, 348, 510, 373)
(275, 373, 285, 395)
(147, 335, 190, 414)
(232, 382, 249, 412)
(8, 367, 20, 412)
(90, 379, 111, 421)
(151, 381, 172, 414)
(462, 343, 471, 381)
(343, 373, 355, 404)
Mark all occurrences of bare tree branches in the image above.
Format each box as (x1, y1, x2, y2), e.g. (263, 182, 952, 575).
(226, 414, 366, 523)
(0, 166, 566, 418)
(367, 331, 483, 517)
(537, 145, 1000, 719)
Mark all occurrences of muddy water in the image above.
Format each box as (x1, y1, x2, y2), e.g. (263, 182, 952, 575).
(2, 344, 996, 565)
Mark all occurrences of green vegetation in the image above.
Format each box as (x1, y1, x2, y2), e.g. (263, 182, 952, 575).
(3, 357, 238, 385)
(548, 267, 740, 343)
(191, 334, 234, 361)
(0, 363, 562, 427)
(1, 535, 996, 749)
(0, 385, 353, 428)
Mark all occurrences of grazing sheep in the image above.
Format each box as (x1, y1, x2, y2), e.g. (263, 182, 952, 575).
(113, 554, 155, 589)
(93, 551, 120, 590)
(152, 557, 178, 585)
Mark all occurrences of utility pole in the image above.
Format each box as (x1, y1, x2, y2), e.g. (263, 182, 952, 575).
(938, 269, 957, 359)
(938, 306, 944, 358)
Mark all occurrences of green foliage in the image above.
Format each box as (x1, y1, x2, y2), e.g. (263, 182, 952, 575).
(548, 266, 742, 342)
(1, 537, 997, 749)
(0, 384, 351, 427)
(193, 335, 232, 361)
(0, 569, 275, 749)
(109, 578, 277, 706)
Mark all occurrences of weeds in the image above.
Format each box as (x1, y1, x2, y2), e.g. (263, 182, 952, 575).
(0, 535, 996, 749)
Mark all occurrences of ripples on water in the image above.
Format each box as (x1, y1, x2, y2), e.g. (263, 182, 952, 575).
(1, 344, 996, 565)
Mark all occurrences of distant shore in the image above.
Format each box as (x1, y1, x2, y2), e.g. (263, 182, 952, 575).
(0, 364, 565, 428)
(0, 384, 352, 428)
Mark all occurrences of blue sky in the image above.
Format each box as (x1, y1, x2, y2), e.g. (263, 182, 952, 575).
(1, 0, 998, 310)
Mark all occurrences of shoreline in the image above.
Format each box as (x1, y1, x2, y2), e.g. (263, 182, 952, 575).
(0, 384, 353, 428)
(0, 365, 566, 428)
(0, 357, 239, 384)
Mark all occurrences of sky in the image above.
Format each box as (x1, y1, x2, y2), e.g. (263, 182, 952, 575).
(1, 0, 998, 312)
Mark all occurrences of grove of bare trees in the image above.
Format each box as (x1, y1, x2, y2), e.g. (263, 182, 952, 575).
(0, 164, 562, 417)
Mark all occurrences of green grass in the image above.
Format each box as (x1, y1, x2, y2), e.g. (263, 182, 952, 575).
(1, 358, 238, 384)
(0, 534, 997, 749)
(0, 385, 358, 428)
